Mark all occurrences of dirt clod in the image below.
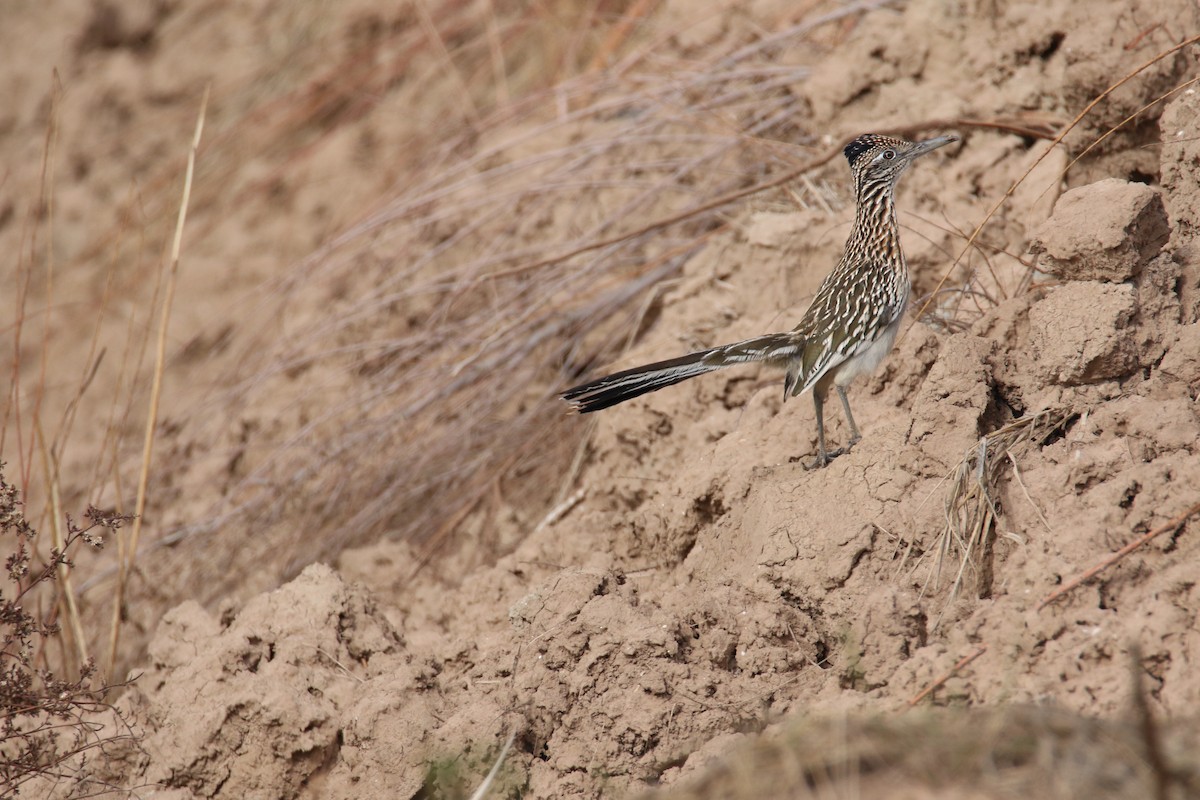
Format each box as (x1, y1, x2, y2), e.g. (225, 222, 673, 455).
(1028, 282, 1139, 384)
(1032, 178, 1171, 282)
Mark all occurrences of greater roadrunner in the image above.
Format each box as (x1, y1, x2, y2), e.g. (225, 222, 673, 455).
(562, 132, 958, 468)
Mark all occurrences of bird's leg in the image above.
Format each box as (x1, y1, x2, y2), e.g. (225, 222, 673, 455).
(836, 385, 861, 448)
(806, 385, 858, 469)
(806, 390, 833, 470)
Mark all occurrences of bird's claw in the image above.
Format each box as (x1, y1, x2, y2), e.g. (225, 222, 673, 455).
(803, 434, 866, 469)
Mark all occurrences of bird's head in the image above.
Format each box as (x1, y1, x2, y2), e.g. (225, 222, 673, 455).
(843, 132, 958, 191)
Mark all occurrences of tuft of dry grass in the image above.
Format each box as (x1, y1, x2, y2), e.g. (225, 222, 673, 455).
(919, 408, 1073, 618)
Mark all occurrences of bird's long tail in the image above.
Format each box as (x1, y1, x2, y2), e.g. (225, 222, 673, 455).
(562, 332, 799, 413)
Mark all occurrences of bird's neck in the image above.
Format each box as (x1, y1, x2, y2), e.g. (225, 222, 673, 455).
(847, 184, 903, 269)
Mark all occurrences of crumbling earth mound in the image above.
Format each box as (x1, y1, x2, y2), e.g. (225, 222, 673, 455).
(6, 0, 1200, 797)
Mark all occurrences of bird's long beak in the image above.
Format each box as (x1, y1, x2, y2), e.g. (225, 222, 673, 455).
(908, 134, 959, 160)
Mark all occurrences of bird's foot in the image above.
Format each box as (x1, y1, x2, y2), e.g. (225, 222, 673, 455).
(801, 446, 847, 470)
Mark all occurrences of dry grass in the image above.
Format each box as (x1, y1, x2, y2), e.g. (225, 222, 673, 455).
(918, 408, 1073, 616)
(5, 0, 824, 670)
(104, 85, 209, 679)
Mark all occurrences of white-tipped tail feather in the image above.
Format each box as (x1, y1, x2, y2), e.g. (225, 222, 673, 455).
(562, 333, 797, 413)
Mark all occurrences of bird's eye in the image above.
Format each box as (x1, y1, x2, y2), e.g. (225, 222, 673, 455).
(882, 149, 895, 160)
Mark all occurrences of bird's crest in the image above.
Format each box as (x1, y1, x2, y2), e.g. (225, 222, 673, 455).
(843, 133, 906, 168)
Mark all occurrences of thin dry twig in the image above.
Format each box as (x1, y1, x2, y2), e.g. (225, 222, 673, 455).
(1050, 73, 1200, 202)
(107, 85, 209, 678)
(534, 488, 586, 534)
(906, 644, 988, 707)
(29, 73, 63, 500)
(1006, 450, 1054, 536)
(414, 0, 481, 125)
(314, 647, 366, 684)
(1036, 501, 1200, 611)
(35, 423, 89, 670)
(2, 70, 63, 496)
(495, 115, 1044, 282)
(468, 728, 518, 800)
(587, 0, 660, 72)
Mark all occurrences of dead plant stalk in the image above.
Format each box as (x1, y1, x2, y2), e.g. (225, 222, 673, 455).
(1036, 501, 1200, 611)
(907, 644, 988, 707)
(106, 85, 210, 678)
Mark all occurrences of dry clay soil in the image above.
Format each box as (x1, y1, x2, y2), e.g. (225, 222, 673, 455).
(4, 0, 1200, 798)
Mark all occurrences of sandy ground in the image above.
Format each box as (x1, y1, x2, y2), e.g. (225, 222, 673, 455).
(3, 0, 1200, 797)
